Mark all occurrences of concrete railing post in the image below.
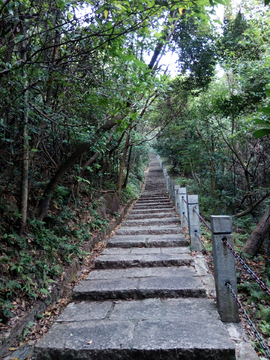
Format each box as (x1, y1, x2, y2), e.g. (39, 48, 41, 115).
(163, 167, 166, 179)
(168, 178, 173, 199)
(211, 215, 239, 323)
(179, 188, 188, 227)
(170, 180, 175, 203)
(174, 185, 180, 208)
(187, 195, 202, 252)
(165, 175, 169, 192)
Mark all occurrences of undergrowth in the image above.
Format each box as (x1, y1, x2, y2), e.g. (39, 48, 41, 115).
(0, 203, 107, 324)
(0, 182, 141, 325)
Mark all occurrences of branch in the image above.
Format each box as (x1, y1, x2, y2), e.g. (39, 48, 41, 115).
(235, 191, 270, 218)
(42, 141, 58, 169)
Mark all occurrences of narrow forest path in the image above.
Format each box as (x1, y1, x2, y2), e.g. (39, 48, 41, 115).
(34, 153, 236, 359)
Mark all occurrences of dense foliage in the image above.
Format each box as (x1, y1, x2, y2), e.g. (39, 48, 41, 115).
(153, 1, 270, 223)
(152, 2, 270, 351)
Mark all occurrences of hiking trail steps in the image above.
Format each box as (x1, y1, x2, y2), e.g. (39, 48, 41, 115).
(34, 153, 236, 360)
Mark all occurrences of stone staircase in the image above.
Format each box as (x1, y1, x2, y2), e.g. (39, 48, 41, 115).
(34, 154, 236, 359)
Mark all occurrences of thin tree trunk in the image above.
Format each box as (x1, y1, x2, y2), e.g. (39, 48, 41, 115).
(46, 10, 61, 106)
(242, 205, 270, 256)
(210, 138, 215, 197)
(20, 27, 29, 234)
(117, 132, 130, 195)
(123, 144, 133, 189)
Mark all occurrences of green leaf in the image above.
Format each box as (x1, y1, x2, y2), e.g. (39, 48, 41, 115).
(258, 106, 270, 115)
(253, 129, 270, 138)
(253, 118, 270, 125)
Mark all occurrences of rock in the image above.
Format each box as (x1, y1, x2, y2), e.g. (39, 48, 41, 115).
(104, 193, 120, 214)
(96, 193, 120, 219)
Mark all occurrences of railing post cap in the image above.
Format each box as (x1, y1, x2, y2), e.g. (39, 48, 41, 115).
(187, 194, 198, 203)
(179, 187, 187, 193)
(210, 215, 232, 234)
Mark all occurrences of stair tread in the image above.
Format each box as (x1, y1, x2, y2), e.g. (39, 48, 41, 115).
(35, 298, 235, 359)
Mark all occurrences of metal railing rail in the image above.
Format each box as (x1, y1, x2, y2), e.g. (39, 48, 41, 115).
(222, 237, 270, 297)
(227, 283, 270, 359)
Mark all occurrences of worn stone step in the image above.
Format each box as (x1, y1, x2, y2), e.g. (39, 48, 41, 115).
(127, 212, 177, 220)
(142, 192, 168, 197)
(139, 195, 168, 199)
(34, 298, 235, 360)
(122, 217, 179, 227)
(101, 247, 190, 256)
(136, 199, 171, 204)
(106, 234, 188, 248)
(94, 248, 192, 269)
(130, 208, 175, 215)
(133, 203, 173, 209)
(135, 201, 171, 206)
(73, 266, 206, 301)
(115, 225, 182, 235)
(139, 195, 168, 200)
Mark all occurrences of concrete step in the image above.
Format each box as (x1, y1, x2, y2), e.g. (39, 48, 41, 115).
(130, 208, 175, 214)
(101, 247, 190, 255)
(94, 247, 192, 269)
(106, 234, 188, 248)
(127, 212, 177, 220)
(135, 202, 171, 206)
(115, 225, 182, 235)
(139, 195, 168, 200)
(34, 298, 235, 360)
(73, 266, 206, 301)
(133, 203, 173, 209)
(136, 199, 171, 204)
(122, 217, 179, 227)
(139, 195, 169, 199)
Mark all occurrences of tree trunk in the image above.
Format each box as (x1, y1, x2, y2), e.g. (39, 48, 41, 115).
(123, 144, 133, 189)
(242, 205, 270, 256)
(36, 117, 120, 220)
(117, 132, 130, 195)
(20, 27, 29, 234)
